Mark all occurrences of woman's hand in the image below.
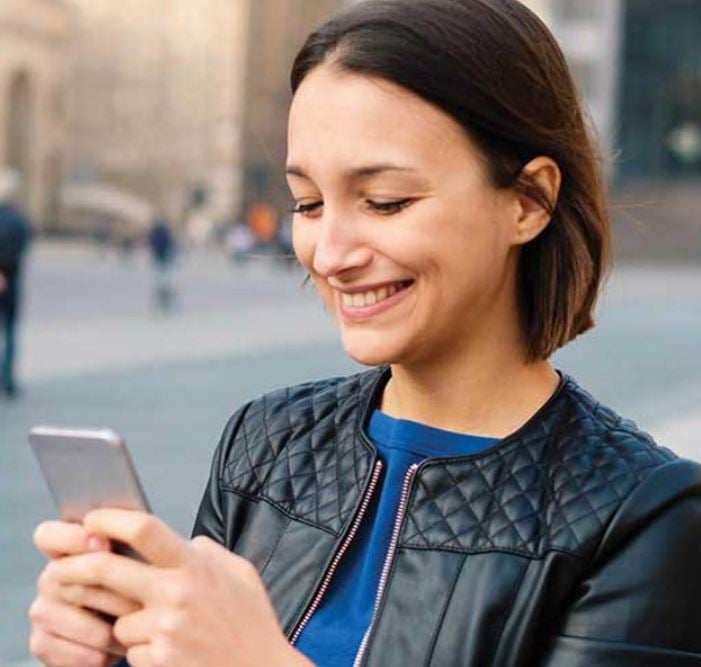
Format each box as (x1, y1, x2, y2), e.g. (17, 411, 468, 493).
(30, 520, 139, 667)
(48, 509, 313, 667)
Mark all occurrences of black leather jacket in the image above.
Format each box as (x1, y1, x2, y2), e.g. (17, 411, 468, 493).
(193, 368, 701, 666)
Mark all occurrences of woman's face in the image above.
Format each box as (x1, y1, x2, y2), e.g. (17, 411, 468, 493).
(287, 64, 523, 367)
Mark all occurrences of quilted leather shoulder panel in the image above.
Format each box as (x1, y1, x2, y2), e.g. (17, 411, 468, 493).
(403, 376, 676, 557)
(220, 369, 380, 534)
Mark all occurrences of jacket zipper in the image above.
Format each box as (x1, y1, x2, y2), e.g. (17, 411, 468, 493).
(290, 459, 384, 645)
(353, 462, 420, 667)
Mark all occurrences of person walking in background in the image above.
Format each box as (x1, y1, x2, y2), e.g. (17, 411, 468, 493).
(277, 214, 297, 268)
(147, 217, 177, 312)
(226, 222, 254, 265)
(0, 170, 30, 398)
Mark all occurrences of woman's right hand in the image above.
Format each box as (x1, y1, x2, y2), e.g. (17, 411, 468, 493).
(29, 520, 140, 667)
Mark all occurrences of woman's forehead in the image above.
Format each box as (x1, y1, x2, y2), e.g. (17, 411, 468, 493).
(288, 65, 475, 174)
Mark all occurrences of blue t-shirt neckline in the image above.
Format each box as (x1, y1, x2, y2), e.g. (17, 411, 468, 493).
(369, 409, 500, 459)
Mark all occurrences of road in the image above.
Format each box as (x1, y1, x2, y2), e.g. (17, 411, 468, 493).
(1, 242, 699, 665)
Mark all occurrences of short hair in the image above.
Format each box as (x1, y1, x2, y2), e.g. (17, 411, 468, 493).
(291, 0, 611, 361)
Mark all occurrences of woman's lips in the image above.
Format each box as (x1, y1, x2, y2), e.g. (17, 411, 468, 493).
(337, 280, 414, 321)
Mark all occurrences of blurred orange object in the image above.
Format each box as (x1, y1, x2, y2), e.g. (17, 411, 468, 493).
(247, 202, 278, 243)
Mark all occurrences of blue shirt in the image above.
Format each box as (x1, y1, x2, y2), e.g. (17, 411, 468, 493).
(296, 410, 500, 666)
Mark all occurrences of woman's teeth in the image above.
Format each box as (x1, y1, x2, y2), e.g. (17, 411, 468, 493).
(341, 282, 411, 308)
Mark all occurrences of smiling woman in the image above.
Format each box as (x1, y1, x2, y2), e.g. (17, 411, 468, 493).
(28, 1, 701, 667)
(287, 65, 563, 380)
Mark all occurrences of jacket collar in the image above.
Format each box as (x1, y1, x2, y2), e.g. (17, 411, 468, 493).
(356, 365, 572, 463)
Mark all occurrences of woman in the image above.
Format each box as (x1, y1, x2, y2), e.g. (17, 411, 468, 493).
(29, 1, 701, 665)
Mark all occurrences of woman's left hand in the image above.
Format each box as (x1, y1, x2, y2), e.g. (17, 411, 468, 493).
(47, 509, 313, 667)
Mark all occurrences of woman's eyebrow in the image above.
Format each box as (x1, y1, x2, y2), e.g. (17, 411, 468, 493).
(285, 163, 419, 179)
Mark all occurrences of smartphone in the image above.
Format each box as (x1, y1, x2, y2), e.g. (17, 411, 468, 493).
(29, 425, 151, 557)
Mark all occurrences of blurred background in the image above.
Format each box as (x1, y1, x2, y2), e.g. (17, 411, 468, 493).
(0, 0, 699, 664)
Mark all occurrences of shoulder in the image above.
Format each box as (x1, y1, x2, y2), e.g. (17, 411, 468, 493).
(236, 367, 383, 435)
(551, 373, 677, 472)
(212, 368, 384, 489)
(541, 374, 701, 546)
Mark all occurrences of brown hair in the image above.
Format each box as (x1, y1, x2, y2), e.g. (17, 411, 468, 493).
(291, 0, 611, 361)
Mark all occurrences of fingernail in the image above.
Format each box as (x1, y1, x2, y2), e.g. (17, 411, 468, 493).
(87, 535, 110, 551)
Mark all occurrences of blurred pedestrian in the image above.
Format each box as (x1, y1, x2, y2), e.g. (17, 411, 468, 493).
(0, 170, 30, 398)
(147, 217, 177, 312)
(184, 193, 214, 249)
(226, 223, 254, 265)
(277, 214, 297, 268)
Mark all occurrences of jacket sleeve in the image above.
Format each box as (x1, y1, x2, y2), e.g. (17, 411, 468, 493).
(539, 458, 701, 667)
(191, 402, 252, 543)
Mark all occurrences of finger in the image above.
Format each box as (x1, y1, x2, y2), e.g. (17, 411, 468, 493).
(84, 510, 189, 568)
(114, 608, 158, 647)
(59, 584, 142, 617)
(127, 643, 155, 667)
(48, 551, 155, 604)
(33, 521, 101, 559)
(30, 627, 119, 667)
(29, 596, 125, 656)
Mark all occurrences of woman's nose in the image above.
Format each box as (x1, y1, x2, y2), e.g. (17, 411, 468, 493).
(312, 211, 372, 277)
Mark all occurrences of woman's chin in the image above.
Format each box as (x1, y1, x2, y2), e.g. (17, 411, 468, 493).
(341, 329, 406, 368)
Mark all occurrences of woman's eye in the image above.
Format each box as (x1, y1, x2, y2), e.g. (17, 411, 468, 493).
(367, 199, 414, 215)
(290, 198, 414, 217)
(290, 201, 323, 216)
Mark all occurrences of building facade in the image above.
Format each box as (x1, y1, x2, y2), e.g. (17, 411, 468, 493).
(523, 0, 701, 259)
(4, 0, 695, 248)
(525, 0, 701, 186)
(616, 0, 701, 182)
(64, 0, 249, 230)
(0, 0, 73, 227)
(239, 0, 343, 217)
(521, 0, 624, 176)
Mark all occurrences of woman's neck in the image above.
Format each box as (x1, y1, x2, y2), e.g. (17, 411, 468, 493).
(381, 348, 560, 440)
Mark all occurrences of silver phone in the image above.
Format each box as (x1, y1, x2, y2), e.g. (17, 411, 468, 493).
(29, 426, 151, 557)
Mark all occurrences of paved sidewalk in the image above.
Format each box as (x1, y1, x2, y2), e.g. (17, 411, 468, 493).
(17, 242, 339, 382)
(19, 300, 335, 381)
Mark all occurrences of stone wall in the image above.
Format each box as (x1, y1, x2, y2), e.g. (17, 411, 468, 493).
(0, 0, 72, 226)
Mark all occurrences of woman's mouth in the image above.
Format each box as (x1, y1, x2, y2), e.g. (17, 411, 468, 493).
(338, 280, 415, 320)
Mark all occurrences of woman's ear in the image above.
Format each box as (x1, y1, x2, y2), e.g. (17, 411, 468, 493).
(511, 156, 562, 246)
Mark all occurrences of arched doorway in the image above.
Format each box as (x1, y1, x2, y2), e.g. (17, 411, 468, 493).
(5, 70, 32, 205)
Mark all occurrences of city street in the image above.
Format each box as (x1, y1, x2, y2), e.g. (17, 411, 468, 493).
(1, 242, 700, 665)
